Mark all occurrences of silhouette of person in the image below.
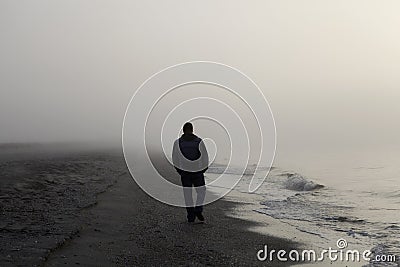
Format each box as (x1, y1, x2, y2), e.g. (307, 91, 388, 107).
(172, 122, 209, 223)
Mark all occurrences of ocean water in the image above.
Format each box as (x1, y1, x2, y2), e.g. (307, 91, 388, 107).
(206, 146, 400, 266)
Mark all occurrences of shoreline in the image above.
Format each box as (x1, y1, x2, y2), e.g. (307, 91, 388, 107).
(44, 165, 302, 266)
(0, 146, 374, 266)
(0, 146, 305, 266)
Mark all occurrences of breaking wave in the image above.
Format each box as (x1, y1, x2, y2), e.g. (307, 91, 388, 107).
(281, 172, 324, 191)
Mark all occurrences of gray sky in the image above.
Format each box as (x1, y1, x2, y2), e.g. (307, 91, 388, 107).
(1, 0, 399, 155)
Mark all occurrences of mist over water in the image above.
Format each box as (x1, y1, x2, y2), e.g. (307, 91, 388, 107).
(1, 1, 400, 153)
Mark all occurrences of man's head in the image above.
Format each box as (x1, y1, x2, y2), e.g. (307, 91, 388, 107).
(182, 122, 193, 134)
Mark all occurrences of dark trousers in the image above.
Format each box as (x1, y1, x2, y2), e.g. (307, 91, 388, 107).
(180, 173, 206, 219)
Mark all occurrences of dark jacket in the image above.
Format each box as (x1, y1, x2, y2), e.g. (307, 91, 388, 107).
(172, 133, 209, 175)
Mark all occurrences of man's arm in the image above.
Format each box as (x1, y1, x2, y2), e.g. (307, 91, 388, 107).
(199, 140, 209, 173)
(172, 140, 183, 174)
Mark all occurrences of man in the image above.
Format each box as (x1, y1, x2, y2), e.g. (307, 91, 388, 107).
(172, 122, 209, 223)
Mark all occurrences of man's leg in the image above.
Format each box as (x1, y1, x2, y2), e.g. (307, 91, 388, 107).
(193, 173, 206, 217)
(180, 174, 195, 222)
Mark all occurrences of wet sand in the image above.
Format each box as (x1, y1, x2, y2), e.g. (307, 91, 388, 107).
(0, 145, 301, 266)
(0, 144, 125, 266)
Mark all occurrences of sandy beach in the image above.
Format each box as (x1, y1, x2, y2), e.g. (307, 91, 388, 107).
(0, 145, 300, 266)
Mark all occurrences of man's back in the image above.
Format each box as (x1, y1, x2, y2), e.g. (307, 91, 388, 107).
(178, 133, 201, 161)
(172, 133, 208, 175)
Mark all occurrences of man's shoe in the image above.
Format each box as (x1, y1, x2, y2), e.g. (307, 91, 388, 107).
(187, 215, 195, 223)
(195, 213, 205, 222)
